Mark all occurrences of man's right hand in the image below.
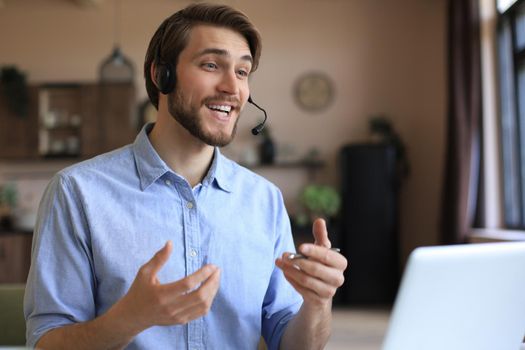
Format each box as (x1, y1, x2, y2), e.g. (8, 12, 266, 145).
(116, 241, 221, 333)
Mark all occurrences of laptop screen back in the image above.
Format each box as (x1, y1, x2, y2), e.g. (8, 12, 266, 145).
(382, 242, 525, 350)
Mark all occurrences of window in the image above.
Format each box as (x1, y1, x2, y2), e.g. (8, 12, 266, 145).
(498, 0, 525, 228)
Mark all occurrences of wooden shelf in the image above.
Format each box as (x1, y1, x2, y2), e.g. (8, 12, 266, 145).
(242, 160, 325, 181)
(242, 160, 325, 170)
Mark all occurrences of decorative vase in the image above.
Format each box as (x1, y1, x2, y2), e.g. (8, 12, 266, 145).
(260, 135, 275, 164)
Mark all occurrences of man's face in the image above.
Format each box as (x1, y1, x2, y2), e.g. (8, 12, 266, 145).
(167, 25, 253, 147)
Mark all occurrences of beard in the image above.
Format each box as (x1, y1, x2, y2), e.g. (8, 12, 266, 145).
(167, 87, 240, 147)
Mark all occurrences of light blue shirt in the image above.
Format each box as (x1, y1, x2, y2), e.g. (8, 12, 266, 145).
(24, 124, 302, 350)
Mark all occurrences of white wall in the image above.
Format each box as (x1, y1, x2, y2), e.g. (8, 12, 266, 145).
(0, 0, 447, 262)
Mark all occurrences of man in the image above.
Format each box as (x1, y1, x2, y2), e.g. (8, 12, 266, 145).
(24, 3, 347, 349)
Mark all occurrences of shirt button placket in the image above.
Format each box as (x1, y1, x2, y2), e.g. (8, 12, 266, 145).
(185, 195, 201, 349)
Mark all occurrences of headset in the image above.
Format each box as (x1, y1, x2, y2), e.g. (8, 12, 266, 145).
(154, 22, 176, 95)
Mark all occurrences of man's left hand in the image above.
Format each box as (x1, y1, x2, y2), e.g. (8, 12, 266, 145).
(276, 218, 348, 307)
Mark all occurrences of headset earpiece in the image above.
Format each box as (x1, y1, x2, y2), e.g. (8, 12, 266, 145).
(156, 62, 175, 95)
(154, 21, 176, 95)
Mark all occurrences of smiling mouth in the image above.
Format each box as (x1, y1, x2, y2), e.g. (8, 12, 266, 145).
(207, 104, 233, 116)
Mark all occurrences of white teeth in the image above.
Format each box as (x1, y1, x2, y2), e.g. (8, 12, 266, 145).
(208, 104, 232, 113)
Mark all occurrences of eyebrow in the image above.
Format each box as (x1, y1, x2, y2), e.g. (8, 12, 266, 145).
(194, 48, 253, 65)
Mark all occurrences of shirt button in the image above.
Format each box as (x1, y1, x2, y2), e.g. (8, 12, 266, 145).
(187, 201, 194, 209)
(165, 180, 172, 186)
(190, 249, 197, 257)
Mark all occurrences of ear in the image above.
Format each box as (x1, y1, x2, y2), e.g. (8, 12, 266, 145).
(150, 63, 159, 89)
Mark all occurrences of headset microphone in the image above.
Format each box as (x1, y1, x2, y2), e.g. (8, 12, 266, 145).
(248, 96, 268, 135)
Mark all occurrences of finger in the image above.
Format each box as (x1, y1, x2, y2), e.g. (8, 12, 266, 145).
(283, 273, 321, 302)
(298, 244, 348, 271)
(162, 264, 218, 295)
(278, 259, 337, 299)
(141, 241, 173, 279)
(283, 254, 345, 288)
(180, 268, 221, 306)
(165, 268, 221, 323)
(312, 218, 331, 248)
(169, 305, 212, 325)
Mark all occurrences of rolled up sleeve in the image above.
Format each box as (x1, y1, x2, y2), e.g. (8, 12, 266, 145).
(261, 190, 303, 350)
(24, 173, 96, 347)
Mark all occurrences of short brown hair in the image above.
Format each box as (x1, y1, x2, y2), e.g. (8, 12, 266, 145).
(144, 3, 262, 109)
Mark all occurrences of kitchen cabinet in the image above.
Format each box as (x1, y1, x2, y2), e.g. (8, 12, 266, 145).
(0, 82, 136, 160)
(88, 83, 137, 156)
(0, 87, 40, 159)
(38, 84, 84, 157)
(0, 233, 32, 283)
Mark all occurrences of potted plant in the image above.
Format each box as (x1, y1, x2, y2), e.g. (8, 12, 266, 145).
(294, 184, 341, 228)
(0, 183, 18, 230)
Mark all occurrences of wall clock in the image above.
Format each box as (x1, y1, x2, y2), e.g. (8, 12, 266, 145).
(294, 72, 334, 112)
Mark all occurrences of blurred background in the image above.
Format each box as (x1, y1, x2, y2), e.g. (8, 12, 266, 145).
(5, 0, 516, 348)
(0, 0, 446, 263)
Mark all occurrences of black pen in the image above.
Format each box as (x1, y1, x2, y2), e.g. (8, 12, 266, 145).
(289, 247, 341, 260)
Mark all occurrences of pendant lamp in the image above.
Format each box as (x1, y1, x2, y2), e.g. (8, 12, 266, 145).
(99, 0, 134, 83)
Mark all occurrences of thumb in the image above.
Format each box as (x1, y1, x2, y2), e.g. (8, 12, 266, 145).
(142, 240, 173, 278)
(313, 218, 331, 248)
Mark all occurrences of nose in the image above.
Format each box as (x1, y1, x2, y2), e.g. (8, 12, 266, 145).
(217, 70, 238, 95)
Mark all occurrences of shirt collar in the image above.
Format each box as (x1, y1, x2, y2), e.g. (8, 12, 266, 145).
(207, 148, 233, 193)
(133, 123, 233, 193)
(133, 123, 171, 191)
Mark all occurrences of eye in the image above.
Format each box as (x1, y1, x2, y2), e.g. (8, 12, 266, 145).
(202, 62, 218, 71)
(237, 68, 250, 78)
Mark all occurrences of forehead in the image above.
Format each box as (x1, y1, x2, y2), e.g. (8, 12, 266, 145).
(181, 24, 252, 60)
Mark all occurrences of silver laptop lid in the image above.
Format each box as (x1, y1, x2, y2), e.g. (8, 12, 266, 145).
(382, 242, 525, 350)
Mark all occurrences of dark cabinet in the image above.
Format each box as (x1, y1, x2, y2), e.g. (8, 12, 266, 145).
(0, 83, 136, 160)
(0, 233, 32, 283)
(338, 143, 401, 304)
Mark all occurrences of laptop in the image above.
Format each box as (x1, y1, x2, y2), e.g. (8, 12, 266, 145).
(382, 242, 525, 350)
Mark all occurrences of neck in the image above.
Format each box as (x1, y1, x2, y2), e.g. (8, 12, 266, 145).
(148, 103, 215, 188)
